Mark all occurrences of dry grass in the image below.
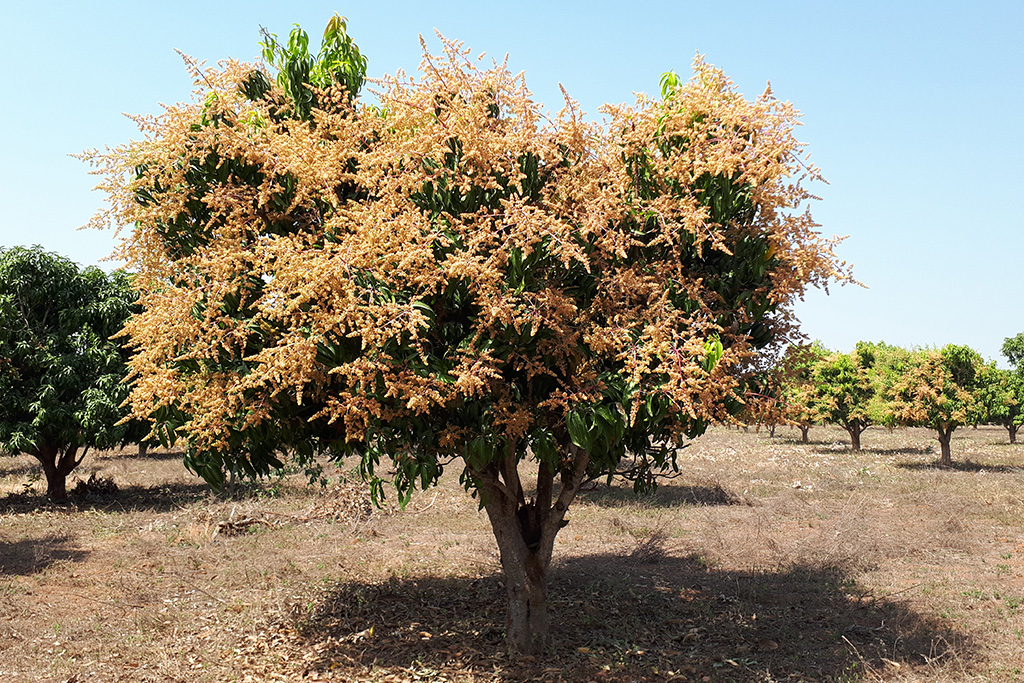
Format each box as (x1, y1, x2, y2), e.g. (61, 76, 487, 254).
(1, 425, 1022, 682)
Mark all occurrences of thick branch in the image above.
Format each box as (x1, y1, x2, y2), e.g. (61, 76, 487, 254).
(73, 445, 90, 469)
(536, 459, 553, 516)
(543, 444, 589, 539)
(501, 446, 526, 508)
(468, 462, 515, 508)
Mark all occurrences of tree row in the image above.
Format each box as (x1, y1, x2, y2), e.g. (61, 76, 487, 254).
(748, 337, 1024, 465)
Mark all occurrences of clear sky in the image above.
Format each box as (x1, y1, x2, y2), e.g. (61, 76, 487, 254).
(1, 1, 1021, 364)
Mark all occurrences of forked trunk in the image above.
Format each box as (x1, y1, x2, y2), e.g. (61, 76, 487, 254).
(845, 419, 865, 452)
(937, 426, 954, 467)
(768, 424, 776, 438)
(1007, 424, 1018, 445)
(799, 424, 810, 443)
(473, 446, 591, 654)
(32, 443, 85, 501)
(42, 464, 68, 500)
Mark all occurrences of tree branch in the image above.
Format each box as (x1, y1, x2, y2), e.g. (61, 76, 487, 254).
(73, 444, 90, 469)
(536, 459, 553, 517)
(501, 446, 526, 508)
(549, 445, 588, 522)
(469, 461, 515, 508)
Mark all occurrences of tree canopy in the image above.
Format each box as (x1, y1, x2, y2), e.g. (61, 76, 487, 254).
(807, 346, 875, 451)
(1002, 332, 1024, 370)
(86, 19, 847, 651)
(778, 341, 829, 442)
(886, 344, 987, 466)
(0, 246, 138, 499)
(978, 365, 1024, 444)
(981, 335, 1024, 444)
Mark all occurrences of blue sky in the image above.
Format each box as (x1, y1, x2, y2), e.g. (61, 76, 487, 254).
(1, 1, 1021, 364)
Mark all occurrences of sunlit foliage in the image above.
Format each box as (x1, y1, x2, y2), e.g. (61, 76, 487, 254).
(886, 345, 988, 466)
(0, 246, 137, 499)
(85, 20, 847, 650)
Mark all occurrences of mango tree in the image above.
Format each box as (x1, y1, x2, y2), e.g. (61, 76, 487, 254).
(86, 18, 847, 652)
(979, 336, 1024, 444)
(779, 342, 829, 443)
(888, 345, 987, 466)
(1002, 332, 1024, 369)
(809, 346, 875, 451)
(0, 246, 137, 499)
(979, 367, 1022, 443)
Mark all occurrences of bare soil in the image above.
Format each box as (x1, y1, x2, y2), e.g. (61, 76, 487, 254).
(1, 425, 1022, 682)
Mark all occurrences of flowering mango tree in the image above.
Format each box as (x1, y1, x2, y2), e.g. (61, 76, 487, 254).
(86, 19, 847, 652)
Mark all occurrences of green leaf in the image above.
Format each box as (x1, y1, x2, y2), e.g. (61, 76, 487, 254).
(566, 410, 590, 451)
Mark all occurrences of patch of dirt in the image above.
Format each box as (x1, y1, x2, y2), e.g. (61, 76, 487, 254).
(0, 427, 1022, 682)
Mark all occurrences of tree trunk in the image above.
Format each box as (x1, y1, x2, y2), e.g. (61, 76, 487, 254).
(31, 442, 85, 501)
(1007, 424, 1018, 445)
(845, 420, 864, 452)
(768, 424, 776, 438)
(937, 426, 954, 467)
(473, 445, 590, 654)
(138, 441, 149, 458)
(485, 503, 550, 653)
(799, 425, 810, 443)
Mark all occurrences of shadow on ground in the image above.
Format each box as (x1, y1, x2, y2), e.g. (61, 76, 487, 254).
(0, 481, 212, 515)
(0, 459, 42, 480)
(768, 436, 834, 447)
(809, 445, 937, 457)
(897, 459, 1024, 474)
(0, 535, 88, 575)
(102, 448, 188, 462)
(278, 551, 973, 682)
(578, 481, 748, 508)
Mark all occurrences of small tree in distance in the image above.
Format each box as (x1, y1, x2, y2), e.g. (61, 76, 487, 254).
(1001, 332, 1024, 370)
(887, 345, 987, 466)
(809, 346, 875, 451)
(86, 19, 848, 652)
(982, 333, 1024, 444)
(978, 366, 1023, 444)
(779, 341, 829, 443)
(0, 246, 138, 499)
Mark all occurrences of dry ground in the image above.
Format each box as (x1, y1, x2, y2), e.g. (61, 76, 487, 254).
(1, 425, 1022, 682)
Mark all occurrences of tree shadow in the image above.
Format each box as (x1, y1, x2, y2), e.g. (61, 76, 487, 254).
(578, 481, 749, 508)
(771, 436, 832, 447)
(281, 551, 974, 682)
(0, 535, 88, 575)
(807, 444, 857, 455)
(896, 459, 1024, 474)
(132, 448, 187, 462)
(0, 481, 212, 515)
(984, 439, 1022, 448)
(808, 444, 936, 457)
(0, 457, 42, 479)
(867, 445, 934, 456)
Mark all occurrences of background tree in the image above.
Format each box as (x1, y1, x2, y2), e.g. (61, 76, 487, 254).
(858, 341, 911, 431)
(887, 344, 987, 466)
(809, 346, 875, 451)
(778, 341, 828, 443)
(978, 336, 1024, 444)
(87, 19, 847, 652)
(738, 359, 789, 437)
(0, 246, 137, 499)
(1001, 332, 1024, 370)
(978, 366, 1023, 444)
